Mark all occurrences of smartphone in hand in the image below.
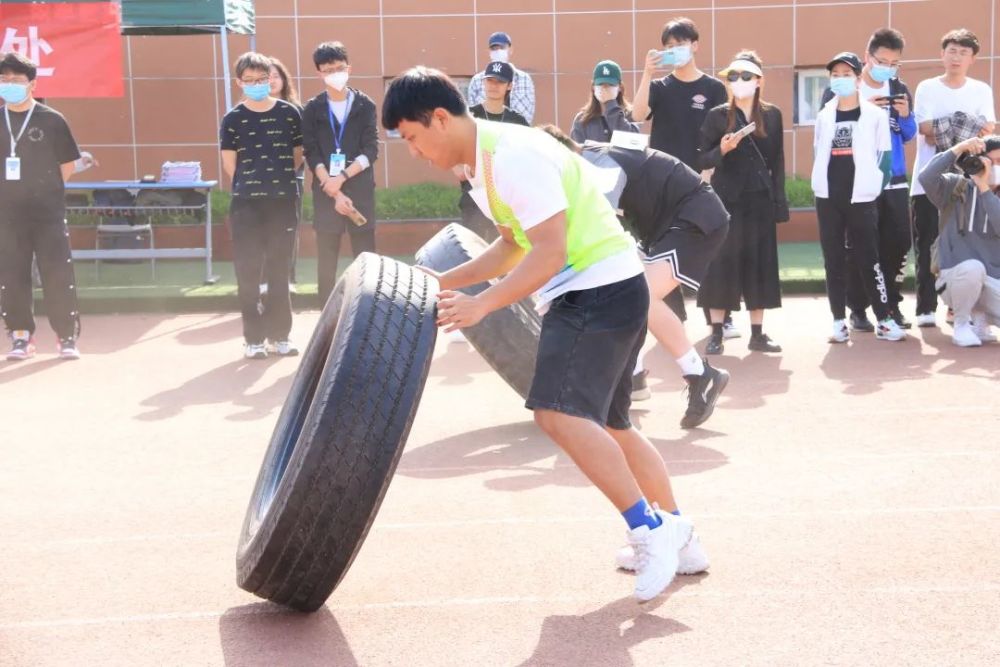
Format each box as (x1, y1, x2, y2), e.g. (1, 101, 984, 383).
(733, 122, 757, 140)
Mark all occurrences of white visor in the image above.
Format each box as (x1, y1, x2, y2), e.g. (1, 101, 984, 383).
(719, 59, 764, 78)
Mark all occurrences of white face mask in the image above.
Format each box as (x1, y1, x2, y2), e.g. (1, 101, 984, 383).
(730, 79, 758, 100)
(325, 71, 349, 91)
(489, 49, 510, 64)
(992, 164, 1000, 186)
(594, 85, 619, 101)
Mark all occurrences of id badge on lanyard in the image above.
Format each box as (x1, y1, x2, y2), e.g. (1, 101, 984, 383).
(327, 93, 353, 177)
(5, 102, 36, 182)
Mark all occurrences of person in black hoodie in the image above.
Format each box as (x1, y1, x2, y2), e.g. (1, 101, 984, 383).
(697, 51, 788, 355)
(302, 42, 379, 304)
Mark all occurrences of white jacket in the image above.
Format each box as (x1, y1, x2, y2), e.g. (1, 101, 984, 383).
(811, 97, 891, 203)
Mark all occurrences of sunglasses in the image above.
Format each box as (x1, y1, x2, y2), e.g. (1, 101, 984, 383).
(726, 71, 756, 82)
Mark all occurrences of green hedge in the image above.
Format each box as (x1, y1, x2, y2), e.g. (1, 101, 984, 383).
(67, 178, 819, 226)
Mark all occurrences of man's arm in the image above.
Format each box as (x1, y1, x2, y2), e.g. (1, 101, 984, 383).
(221, 150, 237, 182)
(630, 49, 661, 122)
(918, 140, 971, 207)
(435, 225, 526, 290)
(60, 162, 75, 182)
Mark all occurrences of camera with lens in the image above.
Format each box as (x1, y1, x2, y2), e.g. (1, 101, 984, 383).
(958, 151, 988, 177)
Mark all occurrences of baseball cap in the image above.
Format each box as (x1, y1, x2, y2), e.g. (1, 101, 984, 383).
(488, 32, 512, 47)
(826, 51, 862, 75)
(592, 60, 623, 85)
(483, 61, 514, 83)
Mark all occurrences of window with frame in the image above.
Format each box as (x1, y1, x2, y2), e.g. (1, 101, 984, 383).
(794, 69, 830, 126)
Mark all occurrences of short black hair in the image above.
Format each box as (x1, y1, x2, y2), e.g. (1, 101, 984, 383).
(313, 41, 349, 68)
(0, 51, 37, 81)
(868, 28, 905, 54)
(234, 52, 271, 79)
(661, 17, 698, 46)
(985, 135, 1000, 153)
(942, 28, 980, 55)
(382, 67, 468, 130)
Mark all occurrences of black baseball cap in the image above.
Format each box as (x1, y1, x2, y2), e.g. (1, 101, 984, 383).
(826, 52, 862, 75)
(483, 61, 514, 83)
(488, 32, 512, 47)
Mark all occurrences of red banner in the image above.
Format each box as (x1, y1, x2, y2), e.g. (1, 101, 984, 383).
(0, 2, 123, 98)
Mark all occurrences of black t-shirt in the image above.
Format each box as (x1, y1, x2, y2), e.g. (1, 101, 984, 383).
(469, 104, 529, 126)
(220, 99, 303, 199)
(648, 74, 727, 170)
(828, 107, 861, 198)
(0, 102, 80, 213)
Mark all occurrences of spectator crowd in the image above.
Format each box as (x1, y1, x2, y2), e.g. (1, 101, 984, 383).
(2, 18, 1000, 363)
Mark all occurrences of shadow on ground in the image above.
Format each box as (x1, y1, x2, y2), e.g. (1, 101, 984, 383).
(135, 358, 295, 421)
(399, 421, 728, 492)
(517, 581, 702, 666)
(219, 603, 358, 667)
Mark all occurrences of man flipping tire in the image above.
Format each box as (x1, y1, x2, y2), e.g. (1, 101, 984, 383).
(383, 67, 708, 602)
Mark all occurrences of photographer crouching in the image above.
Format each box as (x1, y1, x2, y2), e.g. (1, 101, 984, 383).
(918, 135, 1000, 347)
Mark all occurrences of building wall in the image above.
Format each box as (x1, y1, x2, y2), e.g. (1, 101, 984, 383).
(50, 0, 1000, 189)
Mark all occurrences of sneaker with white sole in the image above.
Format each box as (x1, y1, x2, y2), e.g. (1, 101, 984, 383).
(722, 321, 741, 339)
(628, 513, 691, 602)
(829, 319, 850, 344)
(952, 320, 982, 347)
(617, 517, 709, 575)
(972, 312, 997, 343)
(915, 312, 936, 328)
(6, 331, 36, 361)
(58, 337, 81, 360)
(244, 342, 268, 360)
(270, 340, 299, 357)
(631, 369, 651, 401)
(875, 317, 906, 341)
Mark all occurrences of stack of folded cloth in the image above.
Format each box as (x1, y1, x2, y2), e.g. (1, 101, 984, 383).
(160, 161, 202, 183)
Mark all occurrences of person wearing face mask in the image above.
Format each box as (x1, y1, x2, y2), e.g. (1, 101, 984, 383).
(821, 29, 915, 335)
(910, 29, 996, 329)
(220, 52, 304, 360)
(570, 60, 639, 143)
(812, 52, 906, 344)
(631, 18, 728, 341)
(0, 52, 83, 361)
(466, 32, 535, 124)
(918, 135, 1000, 346)
(696, 52, 788, 356)
(301, 41, 380, 305)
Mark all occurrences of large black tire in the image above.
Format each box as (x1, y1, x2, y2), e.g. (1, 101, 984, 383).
(415, 223, 541, 399)
(236, 253, 438, 612)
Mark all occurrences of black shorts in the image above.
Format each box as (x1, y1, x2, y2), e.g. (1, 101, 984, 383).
(525, 273, 649, 430)
(642, 220, 728, 290)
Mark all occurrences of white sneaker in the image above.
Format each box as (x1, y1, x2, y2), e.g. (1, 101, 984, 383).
(915, 312, 937, 328)
(6, 331, 36, 361)
(952, 320, 982, 347)
(58, 337, 81, 360)
(616, 520, 709, 575)
(875, 317, 906, 342)
(244, 342, 268, 359)
(972, 312, 997, 343)
(722, 322, 741, 339)
(270, 340, 299, 357)
(627, 513, 691, 602)
(829, 319, 850, 344)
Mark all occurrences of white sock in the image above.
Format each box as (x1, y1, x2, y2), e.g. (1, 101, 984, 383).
(633, 356, 645, 374)
(675, 348, 704, 376)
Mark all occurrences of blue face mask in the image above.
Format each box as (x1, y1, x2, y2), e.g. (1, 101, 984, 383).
(870, 64, 897, 83)
(830, 76, 857, 98)
(661, 45, 692, 67)
(243, 82, 270, 102)
(0, 82, 30, 105)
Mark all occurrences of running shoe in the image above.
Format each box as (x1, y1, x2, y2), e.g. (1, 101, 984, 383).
(875, 318, 906, 341)
(722, 321, 741, 339)
(829, 320, 850, 344)
(244, 342, 268, 360)
(915, 312, 936, 328)
(58, 337, 81, 360)
(890, 309, 912, 330)
(270, 340, 299, 357)
(705, 333, 724, 355)
(631, 369, 651, 401)
(849, 311, 875, 333)
(628, 513, 691, 602)
(972, 312, 997, 343)
(952, 320, 982, 347)
(680, 361, 729, 429)
(6, 331, 35, 361)
(617, 517, 709, 575)
(748, 333, 782, 353)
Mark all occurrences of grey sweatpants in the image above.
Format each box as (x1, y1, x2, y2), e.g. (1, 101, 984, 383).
(936, 259, 1000, 324)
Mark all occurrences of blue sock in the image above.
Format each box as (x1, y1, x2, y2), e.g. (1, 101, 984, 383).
(622, 498, 663, 530)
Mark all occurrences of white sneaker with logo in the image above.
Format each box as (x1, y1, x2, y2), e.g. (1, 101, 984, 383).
(952, 320, 982, 347)
(617, 516, 708, 575)
(244, 342, 268, 359)
(270, 340, 299, 357)
(915, 312, 937, 328)
(875, 318, 906, 341)
(6, 330, 36, 361)
(972, 312, 997, 343)
(829, 319, 850, 344)
(722, 322, 741, 339)
(627, 513, 691, 602)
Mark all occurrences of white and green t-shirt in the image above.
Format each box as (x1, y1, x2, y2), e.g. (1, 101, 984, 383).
(464, 120, 642, 307)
